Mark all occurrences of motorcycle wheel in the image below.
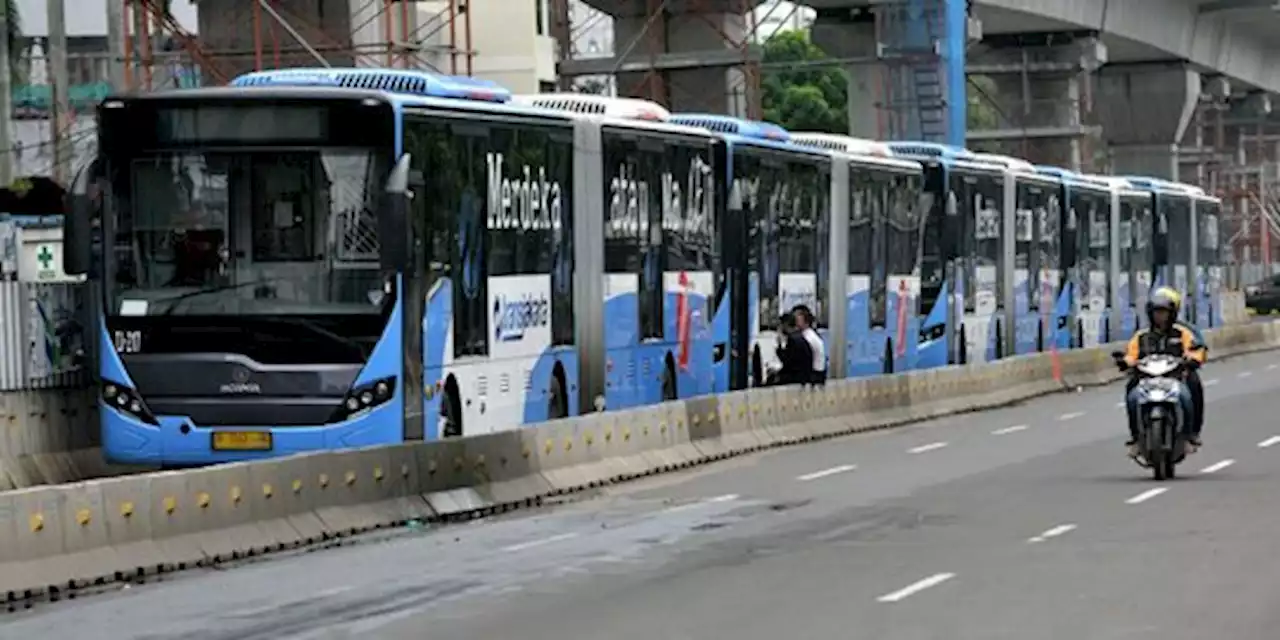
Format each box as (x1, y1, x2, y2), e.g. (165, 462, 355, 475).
(1152, 453, 1168, 481)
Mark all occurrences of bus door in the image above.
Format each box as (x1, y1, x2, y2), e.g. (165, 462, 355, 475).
(1075, 187, 1111, 346)
(1013, 180, 1042, 355)
(1127, 194, 1155, 329)
(886, 171, 924, 372)
(1195, 199, 1223, 328)
(952, 168, 1004, 364)
(721, 142, 750, 391)
(1054, 186, 1075, 350)
(915, 162, 954, 369)
(846, 168, 884, 377)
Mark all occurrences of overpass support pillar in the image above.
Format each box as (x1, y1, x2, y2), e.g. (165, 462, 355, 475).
(1096, 63, 1201, 180)
(611, 9, 752, 116)
(810, 15, 879, 138)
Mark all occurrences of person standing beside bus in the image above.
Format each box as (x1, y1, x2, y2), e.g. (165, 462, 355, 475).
(792, 305, 827, 386)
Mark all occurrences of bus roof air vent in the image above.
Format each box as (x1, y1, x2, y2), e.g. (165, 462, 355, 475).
(1033, 164, 1075, 180)
(667, 113, 790, 141)
(967, 152, 1036, 172)
(512, 93, 671, 121)
(229, 67, 512, 103)
(886, 141, 971, 160)
(791, 133, 894, 157)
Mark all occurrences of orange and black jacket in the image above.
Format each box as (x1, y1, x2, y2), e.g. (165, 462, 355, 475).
(1123, 323, 1208, 368)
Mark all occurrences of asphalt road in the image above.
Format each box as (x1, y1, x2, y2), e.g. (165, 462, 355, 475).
(5, 349, 1280, 640)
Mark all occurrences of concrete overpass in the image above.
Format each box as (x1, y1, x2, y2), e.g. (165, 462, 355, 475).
(562, 0, 1280, 179)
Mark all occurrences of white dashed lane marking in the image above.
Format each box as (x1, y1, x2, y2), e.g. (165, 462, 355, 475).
(908, 442, 948, 454)
(1058, 411, 1085, 421)
(1258, 436, 1280, 449)
(796, 464, 857, 482)
(502, 533, 579, 553)
(877, 573, 957, 603)
(1028, 523, 1077, 544)
(1200, 459, 1235, 474)
(992, 425, 1028, 436)
(1125, 488, 1168, 505)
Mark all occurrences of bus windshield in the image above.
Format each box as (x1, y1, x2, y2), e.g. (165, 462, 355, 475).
(107, 148, 386, 317)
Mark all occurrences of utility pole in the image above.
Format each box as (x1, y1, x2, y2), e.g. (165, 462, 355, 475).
(0, 0, 14, 187)
(48, 0, 70, 184)
(106, 0, 125, 90)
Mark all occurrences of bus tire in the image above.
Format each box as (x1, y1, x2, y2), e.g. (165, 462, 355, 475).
(548, 364, 569, 420)
(662, 354, 678, 402)
(441, 376, 463, 438)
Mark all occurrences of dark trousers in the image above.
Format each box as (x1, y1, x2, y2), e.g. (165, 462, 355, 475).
(1124, 369, 1204, 441)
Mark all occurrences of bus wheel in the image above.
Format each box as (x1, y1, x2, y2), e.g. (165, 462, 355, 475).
(548, 366, 569, 420)
(441, 377, 463, 438)
(662, 356, 678, 402)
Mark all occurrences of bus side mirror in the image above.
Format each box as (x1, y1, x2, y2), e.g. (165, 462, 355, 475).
(379, 153, 412, 271)
(63, 160, 98, 276)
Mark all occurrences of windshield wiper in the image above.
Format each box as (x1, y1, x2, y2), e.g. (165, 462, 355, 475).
(156, 279, 271, 315)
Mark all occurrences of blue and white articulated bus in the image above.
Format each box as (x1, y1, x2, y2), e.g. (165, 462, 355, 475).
(1120, 177, 1200, 326)
(510, 93, 724, 410)
(663, 113, 837, 390)
(885, 142, 1008, 368)
(65, 67, 608, 465)
(1096, 175, 1156, 337)
(1030, 166, 1105, 349)
(960, 153, 1059, 357)
(789, 133, 930, 377)
(1191, 187, 1224, 329)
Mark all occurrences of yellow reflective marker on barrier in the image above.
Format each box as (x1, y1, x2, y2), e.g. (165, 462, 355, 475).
(262, 483, 273, 498)
(196, 492, 210, 509)
(164, 496, 177, 514)
(230, 486, 242, 504)
(28, 512, 43, 532)
(374, 466, 384, 482)
(292, 479, 303, 494)
(120, 501, 134, 518)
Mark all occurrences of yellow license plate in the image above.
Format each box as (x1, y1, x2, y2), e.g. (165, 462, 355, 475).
(211, 431, 273, 451)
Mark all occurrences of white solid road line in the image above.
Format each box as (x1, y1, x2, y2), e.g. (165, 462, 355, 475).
(796, 464, 857, 482)
(1027, 523, 1077, 544)
(1200, 459, 1235, 474)
(1058, 411, 1085, 421)
(502, 533, 579, 553)
(1259, 436, 1280, 449)
(1126, 488, 1169, 505)
(1239, 371, 1254, 379)
(877, 573, 957, 603)
(909, 442, 949, 454)
(992, 425, 1028, 436)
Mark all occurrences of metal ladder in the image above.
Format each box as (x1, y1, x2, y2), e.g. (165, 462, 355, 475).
(875, 0, 949, 143)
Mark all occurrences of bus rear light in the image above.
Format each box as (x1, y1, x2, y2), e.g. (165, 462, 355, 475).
(101, 381, 159, 425)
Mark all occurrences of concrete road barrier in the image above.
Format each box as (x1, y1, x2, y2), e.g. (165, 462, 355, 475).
(2, 320, 1277, 602)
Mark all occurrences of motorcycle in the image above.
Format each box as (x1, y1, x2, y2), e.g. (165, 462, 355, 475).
(1111, 352, 1198, 480)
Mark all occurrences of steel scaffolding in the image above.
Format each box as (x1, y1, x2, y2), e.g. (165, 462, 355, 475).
(112, 0, 477, 92)
(555, 0, 764, 119)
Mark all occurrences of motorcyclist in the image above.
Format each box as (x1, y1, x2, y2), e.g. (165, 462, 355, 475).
(1120, 287, 1207, 456)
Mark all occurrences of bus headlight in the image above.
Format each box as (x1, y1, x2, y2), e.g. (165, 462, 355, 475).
(332, 376, 397, 421)
(101, 380, 159, 425)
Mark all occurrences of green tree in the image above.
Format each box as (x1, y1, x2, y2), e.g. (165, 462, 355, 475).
(760, 30, 847, 134)
(5, 0, 22, 86)
(966, 75, 1001, 131)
